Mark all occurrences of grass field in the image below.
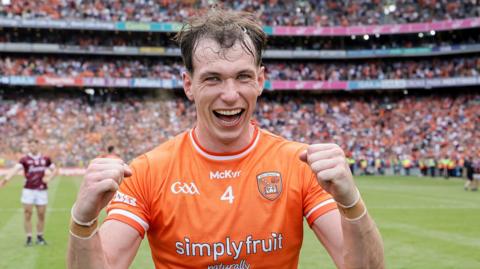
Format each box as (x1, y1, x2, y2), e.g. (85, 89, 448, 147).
(0, 175, 479, 269)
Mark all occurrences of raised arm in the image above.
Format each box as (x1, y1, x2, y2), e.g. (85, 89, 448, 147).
(311, 194, 384, 269)
(67, 158, 142, 269)
(0, 163, 23, 188)
(300, 144, 384, 269)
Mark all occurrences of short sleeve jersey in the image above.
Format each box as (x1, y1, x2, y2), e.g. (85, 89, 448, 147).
(19, 154, 53, 190)
(106, 126, 337, 268)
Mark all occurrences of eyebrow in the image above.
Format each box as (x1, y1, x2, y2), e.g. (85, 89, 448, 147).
(198, 71, 222, 79)
(198, 69, 255, 79)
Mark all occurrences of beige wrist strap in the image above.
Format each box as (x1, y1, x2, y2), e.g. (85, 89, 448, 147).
(338, 198, 367, 221)
(69, 218, 98, 239)
(69, 203, 99, 239)
(337, 188, 367, 220)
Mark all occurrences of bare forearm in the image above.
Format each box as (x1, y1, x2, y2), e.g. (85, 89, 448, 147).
(43, 174, 56, 183)
(4, 165, 23, 182)
(4, 170, 19, 181)
(341, 212, 384, 269)
(67, 234, 110, 269)
(43, 167, 58, 183)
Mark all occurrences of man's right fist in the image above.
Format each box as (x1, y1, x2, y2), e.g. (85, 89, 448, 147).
(72, 158, 132, 223)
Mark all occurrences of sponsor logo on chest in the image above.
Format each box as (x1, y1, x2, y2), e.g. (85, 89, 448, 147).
(27, 166, 47, 173)
(210, 170, 241, 180)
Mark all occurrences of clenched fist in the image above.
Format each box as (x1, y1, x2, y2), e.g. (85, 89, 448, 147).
(300, 143, 358, 206)
(72, 158, 132, 223)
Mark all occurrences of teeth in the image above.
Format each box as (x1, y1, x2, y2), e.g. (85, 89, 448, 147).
(215, 109, 242, 116)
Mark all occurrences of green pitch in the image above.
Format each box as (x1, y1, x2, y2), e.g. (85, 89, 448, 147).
(0, 175, 479, 268)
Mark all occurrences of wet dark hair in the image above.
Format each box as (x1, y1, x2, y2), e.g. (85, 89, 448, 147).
(173, 9, 267, 74)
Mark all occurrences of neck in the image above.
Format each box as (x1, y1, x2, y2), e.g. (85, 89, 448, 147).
(194, 123, 255, 154)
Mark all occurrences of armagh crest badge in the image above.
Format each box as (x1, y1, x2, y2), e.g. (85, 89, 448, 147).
(256, 172, 282, 200)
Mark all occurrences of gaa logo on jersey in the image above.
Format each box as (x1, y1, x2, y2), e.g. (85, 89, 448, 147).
(256, 172, 282, 201)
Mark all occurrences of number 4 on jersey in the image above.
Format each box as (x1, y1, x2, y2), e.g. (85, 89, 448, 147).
(220, 186, 234, 204)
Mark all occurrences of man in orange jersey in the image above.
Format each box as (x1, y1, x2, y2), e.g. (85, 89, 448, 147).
(67, 9, 384, 269)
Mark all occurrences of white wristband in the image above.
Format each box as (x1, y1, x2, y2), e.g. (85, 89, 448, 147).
(336, 188, 361, 209)
(71, 203, 98, 227)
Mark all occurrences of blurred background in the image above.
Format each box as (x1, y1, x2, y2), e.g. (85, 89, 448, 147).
(0, 1, 479, 268)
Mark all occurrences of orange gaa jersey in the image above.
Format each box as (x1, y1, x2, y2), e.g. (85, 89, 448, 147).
(106, 125, 337, 268)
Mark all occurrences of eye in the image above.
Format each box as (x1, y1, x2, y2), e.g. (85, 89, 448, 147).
(237, 74, 252, 81)
(204, 76, 220, 83)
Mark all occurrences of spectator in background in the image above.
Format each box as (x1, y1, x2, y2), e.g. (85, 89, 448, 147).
(471, 157, 480, 191)
(426, 154, 436, 177)
(464, 154, 475, 191)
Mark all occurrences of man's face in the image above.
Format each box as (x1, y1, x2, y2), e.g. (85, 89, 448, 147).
(29, 140, 39, 154)
(183, 38, 265, 147)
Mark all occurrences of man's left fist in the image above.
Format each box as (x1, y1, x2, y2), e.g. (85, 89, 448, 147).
(300, 143, 358, 206)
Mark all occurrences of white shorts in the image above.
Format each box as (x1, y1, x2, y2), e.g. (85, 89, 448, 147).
(474, 174, 480, 180)
(21, 189, 48, 206)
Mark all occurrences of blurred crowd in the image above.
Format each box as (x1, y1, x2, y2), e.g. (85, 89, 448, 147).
(1, 0, 479, 26)
(267, 56, 480, 80)
(2, 27, 480, 51)
(0, 91, 195, 167)
(2, 55, 479, 81)
(0, 56, 183, 79)
(0, 91, 478, 176)
(0, 29, 173, 48)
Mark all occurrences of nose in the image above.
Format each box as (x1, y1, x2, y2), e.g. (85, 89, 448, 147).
(220, 78, 240, 104)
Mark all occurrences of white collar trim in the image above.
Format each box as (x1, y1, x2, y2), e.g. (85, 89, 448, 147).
(28, 153, 41, 159)
(189, 130, 260, 161)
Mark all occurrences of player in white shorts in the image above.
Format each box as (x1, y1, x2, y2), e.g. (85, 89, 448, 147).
(0, 139, 58, 246)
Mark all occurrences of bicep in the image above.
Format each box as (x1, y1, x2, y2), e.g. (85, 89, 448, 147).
(311, 209, 344, 269)
(99, 220, 143, 269)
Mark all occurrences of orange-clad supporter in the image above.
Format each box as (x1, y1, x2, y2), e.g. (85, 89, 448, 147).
(68, 9, 385, 269)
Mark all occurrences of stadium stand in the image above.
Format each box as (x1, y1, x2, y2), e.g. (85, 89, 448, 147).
(1, 55, 479, 80)
(0, 0, 479, 177)
(1, 0, 479, 26)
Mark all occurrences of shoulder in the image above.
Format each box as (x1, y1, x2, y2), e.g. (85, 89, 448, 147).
(130, 131, 190, 172)
(19, 155, 29, 164)
(259, 128, 308, 155)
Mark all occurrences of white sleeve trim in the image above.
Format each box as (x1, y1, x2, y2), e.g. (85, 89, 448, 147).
(108, 209, 149, 232)
(305, 198, 336, 219)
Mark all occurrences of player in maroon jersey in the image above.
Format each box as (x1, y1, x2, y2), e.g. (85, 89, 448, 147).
(0, 139, 58, 246)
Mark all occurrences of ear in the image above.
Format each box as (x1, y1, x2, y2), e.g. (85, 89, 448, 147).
(256, 66, 265, 96)
(182, 71, 194, 101)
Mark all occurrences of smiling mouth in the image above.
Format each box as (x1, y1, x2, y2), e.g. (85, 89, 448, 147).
(213, 108, 245, 125)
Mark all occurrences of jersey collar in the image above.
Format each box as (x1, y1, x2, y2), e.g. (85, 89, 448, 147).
(28, 153, 41, 159)
(189, 123, 260, 161)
